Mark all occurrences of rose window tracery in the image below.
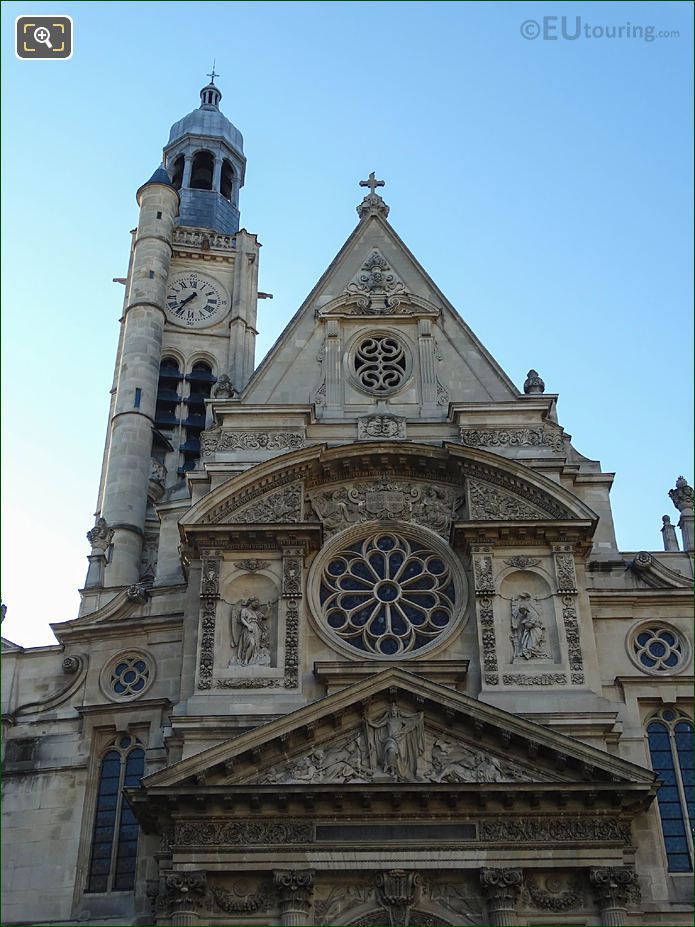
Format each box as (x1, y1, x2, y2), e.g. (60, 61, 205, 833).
(318, 531, 458, 657)
(631, 625, 686, 673)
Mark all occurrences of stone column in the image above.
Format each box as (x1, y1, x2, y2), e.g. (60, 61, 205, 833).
(212, 156, 223, 192)
(182, 155, 193, 189)
(273, 870, 314, 926)
(661, 515, 680, 551)
(669, 476, 694, 553)
(325, 319, 342, 411)
(589, 866, 639, 926)
(101, 178, 178, 586)
(84, 518, 114, 588)
(480, 868, 523, 926)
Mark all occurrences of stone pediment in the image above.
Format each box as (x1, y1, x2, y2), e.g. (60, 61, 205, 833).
(140, 668, 655, 796)
(181, 443, 598, 536)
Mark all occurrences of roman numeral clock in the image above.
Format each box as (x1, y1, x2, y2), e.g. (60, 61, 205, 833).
(165, 271, 229, 327)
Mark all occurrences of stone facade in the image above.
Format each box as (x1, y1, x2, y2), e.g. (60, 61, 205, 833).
(2, 85, 693, 927)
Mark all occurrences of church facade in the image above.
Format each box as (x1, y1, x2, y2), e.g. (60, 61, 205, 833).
(2, 80, 693, 927)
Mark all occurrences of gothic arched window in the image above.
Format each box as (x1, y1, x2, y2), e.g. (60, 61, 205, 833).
(646, 708, 694, 873)
(86, 735, 144, 893)
(190, 151, 214, 191)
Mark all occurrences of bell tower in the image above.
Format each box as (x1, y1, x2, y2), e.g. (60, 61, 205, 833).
(83, 77, 259, 606)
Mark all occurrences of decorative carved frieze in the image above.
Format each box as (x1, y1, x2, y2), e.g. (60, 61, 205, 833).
(469, 479, 549, 520)
(480, 817, 631, 844)
(172, 227, 235, 250)
(472, 555, 495, 594)
(502, 672, 567, 686)
(283, 599, 300, 689)
(309, 480, 461, 538)
(201, 429, 305, 457)
(175, 819, 313, 847)
(471, 550, 498, 685)
(460, 426, 564, 453)
(215, 677, 280, 689)
(504, 556, 541, 570)
(211, 882, 273, 915)
(234, 559, 271, 572)
(357, 413, 407, 440)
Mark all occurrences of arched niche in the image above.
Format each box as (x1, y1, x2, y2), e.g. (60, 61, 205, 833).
(499, 569, 560, 666)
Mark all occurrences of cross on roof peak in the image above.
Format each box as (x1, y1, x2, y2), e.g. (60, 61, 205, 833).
(207, 61, 219, 85)
(359, 172, 385, 195)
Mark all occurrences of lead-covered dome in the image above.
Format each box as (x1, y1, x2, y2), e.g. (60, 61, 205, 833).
(166, 82, 244, 156)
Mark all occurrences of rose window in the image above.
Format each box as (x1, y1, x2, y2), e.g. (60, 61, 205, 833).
(319, 531, 457, 656)
(109, 655, 151, 699)
(632, 626, 685, 673)
(353, 335, 407, 394)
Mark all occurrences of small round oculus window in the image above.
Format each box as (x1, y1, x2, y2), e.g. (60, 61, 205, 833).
(100, 651, 154, 701)
(629, 623, 688, 675)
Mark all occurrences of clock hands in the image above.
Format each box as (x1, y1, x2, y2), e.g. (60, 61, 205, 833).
(171, 290, 198, 312)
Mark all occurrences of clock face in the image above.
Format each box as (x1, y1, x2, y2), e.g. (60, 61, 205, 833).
(165, 272, 229, 328)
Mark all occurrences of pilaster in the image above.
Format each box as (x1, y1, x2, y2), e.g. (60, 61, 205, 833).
(273, 869, 314, 926)
(589, 866, 639, 926)
(480, 868, 523, 926)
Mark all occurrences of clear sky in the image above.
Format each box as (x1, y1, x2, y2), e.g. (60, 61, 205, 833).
(1, 0, 693, 647)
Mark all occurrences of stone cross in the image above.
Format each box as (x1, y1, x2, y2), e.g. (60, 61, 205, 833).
(360, 172, 385, 195)
(207, 61, 219, 84)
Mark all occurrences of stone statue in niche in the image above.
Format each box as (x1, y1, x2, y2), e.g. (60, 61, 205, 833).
(510, 592, 549, 661)
(364, 704, 425, 779)
(228, 598, 277, 666)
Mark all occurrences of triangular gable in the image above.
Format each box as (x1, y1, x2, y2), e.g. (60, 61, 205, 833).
(142, 668, 654, 791)
(243, 211, 520, 406)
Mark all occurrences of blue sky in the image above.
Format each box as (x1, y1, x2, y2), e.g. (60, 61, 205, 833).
(1, 1, 693, 646)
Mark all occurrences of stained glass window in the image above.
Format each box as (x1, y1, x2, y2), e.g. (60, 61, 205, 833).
(646, 708, 694, 873)
(86, 736, 144, 893)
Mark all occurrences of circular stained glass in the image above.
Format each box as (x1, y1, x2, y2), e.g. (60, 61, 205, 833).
(630, 624, 687, 674)
(318, 530, 460, 657)
(101, 652, 154, 701)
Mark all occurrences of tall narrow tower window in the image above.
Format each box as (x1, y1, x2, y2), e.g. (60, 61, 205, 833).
(190, 151, 214, 191)
(155, 357, 183, 439)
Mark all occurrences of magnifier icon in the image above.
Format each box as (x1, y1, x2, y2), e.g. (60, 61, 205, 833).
(33, 26, 53, 49)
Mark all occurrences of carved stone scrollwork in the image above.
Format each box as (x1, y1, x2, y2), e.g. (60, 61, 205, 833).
(284, 599, 300, 688)
(283, 556, 303, 597)
(86, 517, 114, 551)
(376, 870, 421, 927)
(504, 556, 541, 570)
(273, 869, 314, 926)
(201, 429, 304, 456)
(472, 550, 498, 685)
(469, 480, 548, 520)
(210, 483, 303, 525)
(357, 413, 407, 440)
(234, 558, 271, 572)
(198, 559, 220, 690)
(589, 867, 640, 926)
(480, 868, 523, 926)
(460, 427, 563, 453)
(125, 582, 149, 603)
(62, 655, 80, 674)
(161, 870, 209, 922)
(552, 546, 585, 685)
